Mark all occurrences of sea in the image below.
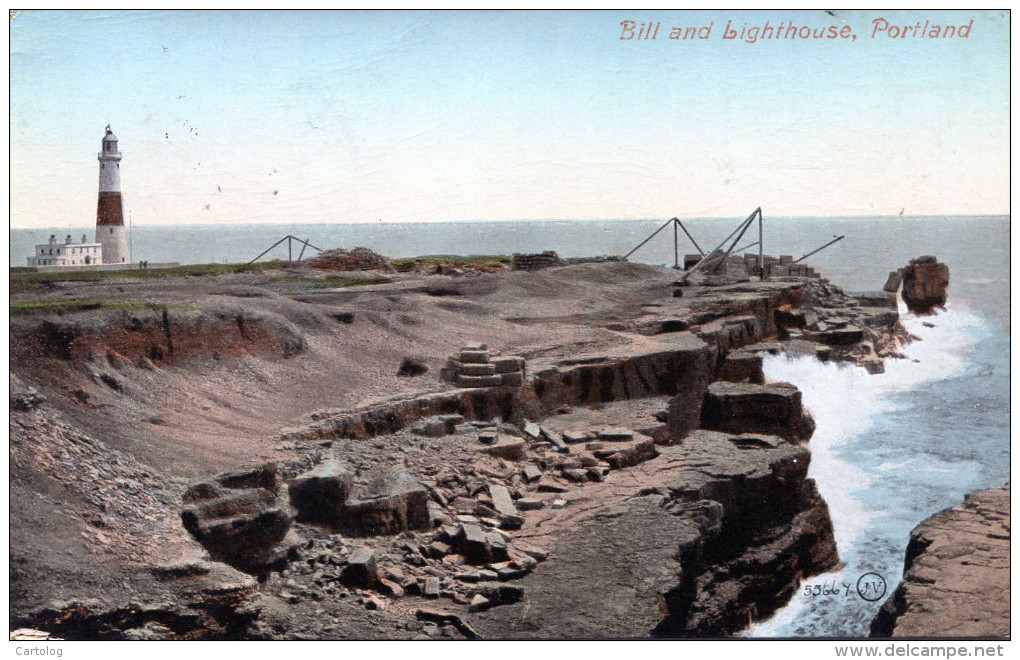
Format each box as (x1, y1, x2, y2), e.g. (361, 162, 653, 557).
(8, 215, 1011, 637)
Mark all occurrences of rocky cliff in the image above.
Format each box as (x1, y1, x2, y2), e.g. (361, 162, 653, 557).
(869, 484, 1009, 638)
(466, 430, 838, 638)
(8, 259, 910, 639)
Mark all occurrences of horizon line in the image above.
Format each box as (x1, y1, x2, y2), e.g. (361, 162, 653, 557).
(9, 212, 1011, 232)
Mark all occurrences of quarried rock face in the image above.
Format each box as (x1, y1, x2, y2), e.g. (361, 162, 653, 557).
(700, 381, 815, 443)
(900, 256, 950, 315)
(869, 484, 1009, 638)
(180, 464, 296, 572)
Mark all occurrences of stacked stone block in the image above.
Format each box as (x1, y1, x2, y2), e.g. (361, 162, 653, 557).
(440, 345, 526, 388)
(511, 251, 566, 271)
(685, 251, 820, 279)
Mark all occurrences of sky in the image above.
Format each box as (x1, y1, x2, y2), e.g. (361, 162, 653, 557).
(8, 9, 1011, 229)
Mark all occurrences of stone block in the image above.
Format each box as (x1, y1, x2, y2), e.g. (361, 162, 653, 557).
(412, 418, 450, 437)
(342, 547, 377, 587)
(516, 498, 544, 511)
(811, 326, 865, 346)
(288, 459, 354, 525)
(598, 427, 634, 442)
(701, 381, 814, 443)
(499, 371, 524, 387)
(488, 484, 517, 518)
(492, 356, 526, 374)
(594, 437, 657, 469)
(458, 523, 492, 564)
(455, 374, 503, 388)
(378, 578, 404, 599)
(476, 438, 527, 461)
(562, 468, 590, 483)
(540, 426, 569, 453)
(522, 465, 543, 483)
(476, 581, 526, 605)
(718, 351, 765, 384)
(469, 595, 492, 612)
(460, 362, 497, 377)
(562, 430, 590, 444)
(180, 463, 295, 571)
(342, 469, 430, 536)
(486, 532, 510, 561)
(425, 541, 450, 559)
(459, 349, 490, 364)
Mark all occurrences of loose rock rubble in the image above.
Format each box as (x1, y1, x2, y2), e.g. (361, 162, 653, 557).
(512, 251, 566, 271)
(306, 247, 394, 272)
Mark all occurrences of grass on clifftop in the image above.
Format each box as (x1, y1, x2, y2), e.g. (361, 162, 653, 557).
(10, 261, 290, 294)
(9, 300, 199, 315)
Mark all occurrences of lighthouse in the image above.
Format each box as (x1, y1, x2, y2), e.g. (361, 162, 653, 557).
(95, 125, 130, 264)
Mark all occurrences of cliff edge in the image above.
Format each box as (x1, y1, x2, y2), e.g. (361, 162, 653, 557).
(870, 484, 1010, 638)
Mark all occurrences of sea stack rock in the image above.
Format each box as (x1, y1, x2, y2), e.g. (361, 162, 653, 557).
(900, 256, 949, 315)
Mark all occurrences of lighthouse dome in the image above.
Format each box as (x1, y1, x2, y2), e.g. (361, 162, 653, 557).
(102, 125, 117, 142)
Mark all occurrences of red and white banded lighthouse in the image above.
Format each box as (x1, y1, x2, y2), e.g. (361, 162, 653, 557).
(95, 125, 130, 264)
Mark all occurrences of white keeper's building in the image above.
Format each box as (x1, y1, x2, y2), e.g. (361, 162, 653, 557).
(27, 234, 104, 267)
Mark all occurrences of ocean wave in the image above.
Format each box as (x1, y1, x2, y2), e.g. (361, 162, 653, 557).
(745, 301, 986, 637)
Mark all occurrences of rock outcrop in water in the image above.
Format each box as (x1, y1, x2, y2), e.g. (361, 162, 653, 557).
(899, 256, 950, 315)
(869, 484, 1009, 638)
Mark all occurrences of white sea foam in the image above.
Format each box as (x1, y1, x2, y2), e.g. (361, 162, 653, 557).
(745, 300, 983, 637)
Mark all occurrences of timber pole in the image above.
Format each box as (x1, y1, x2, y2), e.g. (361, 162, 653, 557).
(715, 207, 761, 269)
(758, 210, 765, 280)
(623, 218, 674, 260)
(247, 235, 290, 264)
(676, 219, 704, 256)
(673, 219, 679, 268)
(793, 235, 845, 264)
(679, 208, 760, 282)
